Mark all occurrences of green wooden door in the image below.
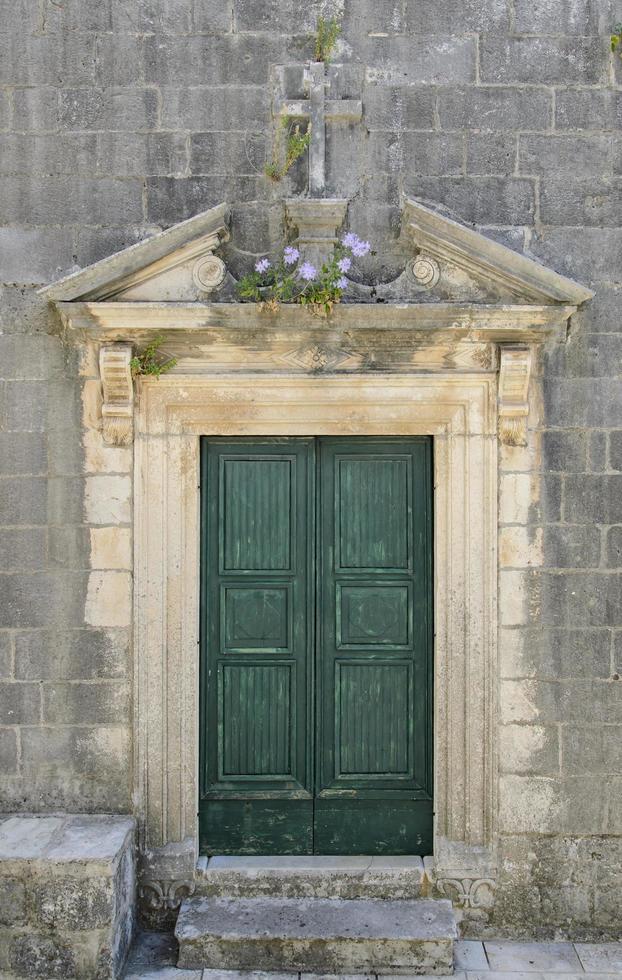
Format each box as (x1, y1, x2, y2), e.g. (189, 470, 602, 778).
(200, 437, 433, 855)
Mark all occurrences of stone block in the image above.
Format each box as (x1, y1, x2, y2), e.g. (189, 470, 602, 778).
(21, 725, 130, 781)
(499, 525, 543, 569)
(562, 725, 622, 776)
(145, 34, 286, 86)
(543, 376, 622, 427)
(589, 430, 608, 472)
(570, 285, 622, 335)
(145, 175, 268, 224)
(438, 85, 552, 133)
(90, 527, 132, 571)
(193, 0, 233, 31)
(363, 84, 436, 131)
(0, 335, 64, 382)
(0, 88, 10, 130)
(160, 85, 268, 131)
(499, 724, 560, 776)
(484, 940, 583, 971)
(15, 628, 129, 680)
(530, 227, 622, 285)
(111, 0, 192, 32)
(94, 33, 146, 88)
(538, 569, 622, 627)
(542, 177, 622, 227)
(48, 477, 86, 525)
(42, 680, 129, 725)
(32, 875, 114, 930)
(520, 135, 612, 178)
(9, 932, 77, 978)
(58, 87, 158, 132)
(85, 571, 132, 628)
(0, 432, 47, 476)
(0, 476, 47, 525)
(0, 175, 144, 226)
(610, 430, 622, 470)
(404, 0, 509, 31)
(499, 625, 612, 679)
(0, 632, 12, 678)
(564, 474, 622, 523)
(11, 87, 59, 132)
(0, 814, 135, 979)
(0, 876, 26, 926)
(0, 227, 76, 285)
(176, 895, 456, 974)
(190, 132, 267, 176)
(0, 728, 18, 775)
(556, 88, 622, 132)
(542, 525, 601, 569)
(0, 572, 87, 629)
(84, 475, 131, 525)
(500, 677, 561, 725)
(0, 528, 47, 571)
(0, 681, 40, 725)
(233, 0, 327, 32)
(363, 35, 476, 84)
(1, 380, 49, 432)
(0, 30, 97, 87)
(607, 525, 622, 566)
(542, 430, 587, 473)
(42, 0, 113, 31)
(514, 0, 614, 34)
(479, 36, 607, 86)
(48, 525, 90, 570)
(402, 175, 535, 225)
(466, 133, 516, 176)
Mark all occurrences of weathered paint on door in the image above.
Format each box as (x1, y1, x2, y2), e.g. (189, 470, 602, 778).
(200, 437, 433, 855)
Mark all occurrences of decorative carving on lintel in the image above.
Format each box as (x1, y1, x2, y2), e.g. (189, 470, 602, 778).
(498, 344, 532, 446)
(410, 253, 441, 288)
(99, 344, 134, 446)
(285, 198, 348, 268)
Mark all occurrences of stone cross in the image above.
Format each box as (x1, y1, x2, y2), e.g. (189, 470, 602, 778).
(275, 62, 362, 196)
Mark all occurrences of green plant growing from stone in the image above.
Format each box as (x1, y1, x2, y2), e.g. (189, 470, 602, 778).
(130, 336, 177, 378)
(264, 117, 312, 182)
(612, 24, 622, 55)
(314, 15, 341, 63)
(236, 233, 371, 318)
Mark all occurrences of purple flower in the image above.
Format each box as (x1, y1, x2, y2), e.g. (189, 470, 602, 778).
(255, 257, 271, 274)
(283, 246, 300, 265)
(336, 276, 349, 290)
(338, 256, 351, 273)
(351, 238, 371, 257)
(297, 262, 317, 281)
(342, 232, 359, 249)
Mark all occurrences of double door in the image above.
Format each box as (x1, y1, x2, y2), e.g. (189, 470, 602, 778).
(199, 437, 433, 855)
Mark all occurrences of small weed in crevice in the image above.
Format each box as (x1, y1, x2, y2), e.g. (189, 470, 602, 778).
(611, 24, 622, 55)
(314, 15, 341, 63)
(264, 117, 312, 183)
(130, 336, 177, 378)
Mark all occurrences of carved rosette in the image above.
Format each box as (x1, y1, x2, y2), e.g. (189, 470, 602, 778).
(99, 344, 134, 446)
(193, 254, 227, 293)
(498, 345, 533, 447)
(411, 253, 441, 288)
(436, 875, 496, 910)
(139, 878, 196, 911)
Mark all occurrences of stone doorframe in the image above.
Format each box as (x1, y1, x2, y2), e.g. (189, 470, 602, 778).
(134, 369, 499, 909)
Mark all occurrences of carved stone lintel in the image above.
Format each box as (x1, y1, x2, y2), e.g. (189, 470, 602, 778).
(99, 344, 134, 446)
(436, 875, 496, 910)
(498, 344, 532, 446)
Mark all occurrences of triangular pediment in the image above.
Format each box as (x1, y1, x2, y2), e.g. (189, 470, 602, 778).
(401, 197, 593, 306)
(39, 195, 592, 314)
(39, 202, 230, 302)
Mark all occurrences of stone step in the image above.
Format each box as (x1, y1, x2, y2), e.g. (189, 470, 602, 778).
(196, 855, 426, 900)
(175, 896, 457, 975)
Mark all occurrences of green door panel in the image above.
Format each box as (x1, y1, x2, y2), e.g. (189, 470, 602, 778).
(200, 439, 315, 855)
(316, 439, 433, 853)
(200, 436, 433, 856)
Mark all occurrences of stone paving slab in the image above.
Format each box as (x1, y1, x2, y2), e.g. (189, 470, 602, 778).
(576, 948, 622, 973)
(0, 812, 135, 865)
(484, 944, 583, 973)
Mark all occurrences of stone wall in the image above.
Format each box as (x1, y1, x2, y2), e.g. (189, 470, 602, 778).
(0, 0, 621, 936)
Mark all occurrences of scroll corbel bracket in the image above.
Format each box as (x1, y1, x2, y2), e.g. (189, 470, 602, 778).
(498, 344, 532, 446)
(99, 344, 134, 446)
